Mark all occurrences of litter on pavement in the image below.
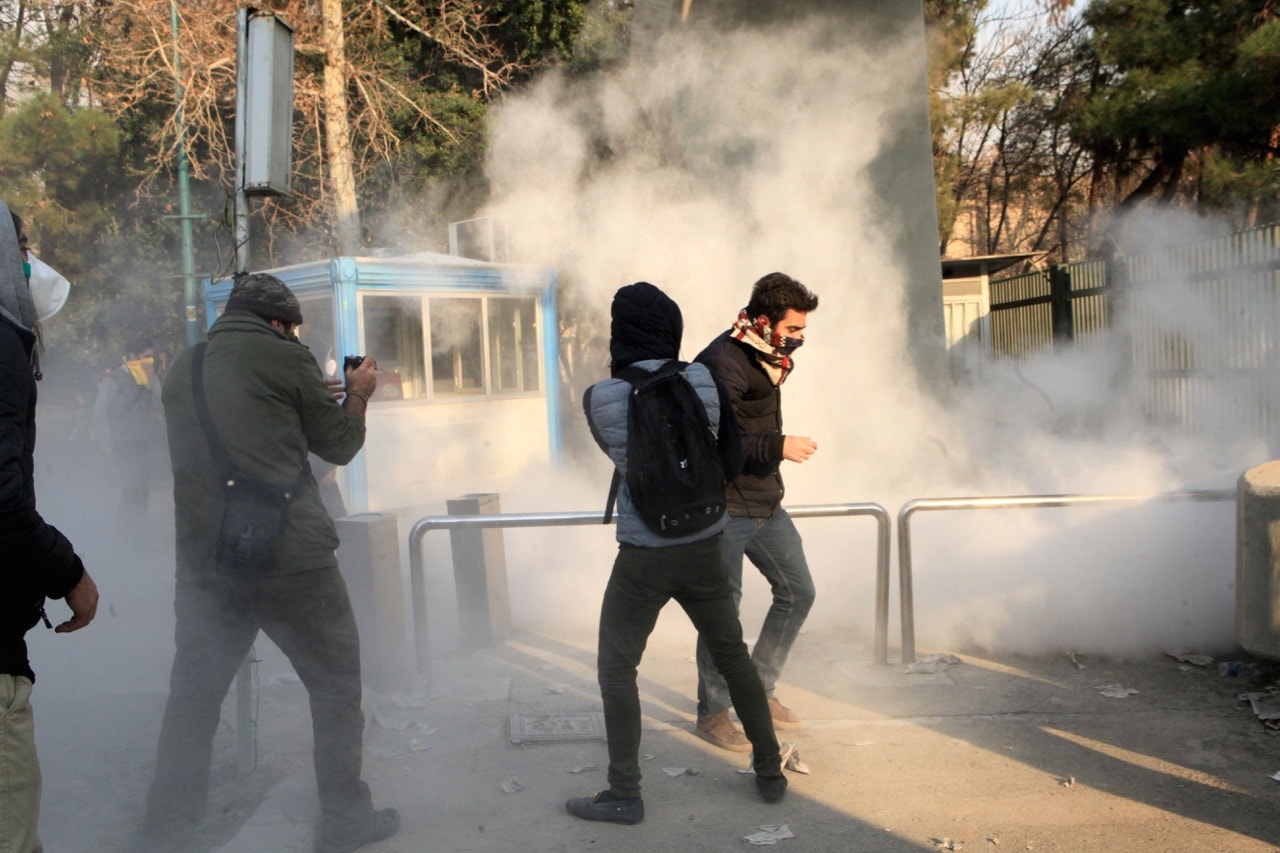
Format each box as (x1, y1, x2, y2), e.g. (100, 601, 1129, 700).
(1096, 684, 1140, 699)
(1168, 652, 1214, 667)
(662, 766, 699, 777)
(906, 653, 962, 674)
(743, 824, 796, 845)
(739, 741, 810, 775)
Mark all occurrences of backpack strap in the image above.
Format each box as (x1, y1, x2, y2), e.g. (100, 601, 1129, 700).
(582, 382, 619, 525)
(603, 469, 621, 525)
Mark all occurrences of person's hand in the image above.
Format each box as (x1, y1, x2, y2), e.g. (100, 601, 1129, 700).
(782, 435, 818, 463)
(324, 377, 345, 400)
(55, 570, 99, 634)
(345, 355, 378, 402)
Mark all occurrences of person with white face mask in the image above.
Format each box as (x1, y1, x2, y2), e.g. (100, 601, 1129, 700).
(1, 202, 99, 853)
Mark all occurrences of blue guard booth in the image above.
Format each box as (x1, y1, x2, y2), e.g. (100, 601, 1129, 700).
(204, 252, 561, 514)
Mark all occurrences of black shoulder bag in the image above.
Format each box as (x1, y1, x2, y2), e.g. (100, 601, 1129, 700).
(191, 343, 310, 574)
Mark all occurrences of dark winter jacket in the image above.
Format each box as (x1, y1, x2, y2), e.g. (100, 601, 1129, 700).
(162, 310, 366, 578)
(92, 362, 164, 447)
(0, 316, 86, 681)
(696, 331, 787, 518)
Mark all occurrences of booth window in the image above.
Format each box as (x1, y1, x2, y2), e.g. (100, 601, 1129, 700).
(358, 291, 541, 401)
(489, 296, 540, 393)
(297, 294, 338, 378)
(362, 294, 425, 400)
(429, 297, 484, 396)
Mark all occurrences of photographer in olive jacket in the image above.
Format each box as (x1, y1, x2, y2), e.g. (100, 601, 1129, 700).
(0, 199, 99, 853)
(141, 274, 397, 853)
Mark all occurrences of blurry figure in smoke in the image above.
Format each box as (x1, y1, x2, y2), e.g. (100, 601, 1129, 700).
(566, 282, 785, 825)
(91, 334, 166, 521)
(694, 272, 820, 751)
(1, 201, 99, 853)
(139, 274, 398, 852)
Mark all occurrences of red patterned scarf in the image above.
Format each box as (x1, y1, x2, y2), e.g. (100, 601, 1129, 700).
(730, 309, 793, 386)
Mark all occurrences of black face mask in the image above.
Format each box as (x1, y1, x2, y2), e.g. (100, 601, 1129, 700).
(778, 335, 805, 354)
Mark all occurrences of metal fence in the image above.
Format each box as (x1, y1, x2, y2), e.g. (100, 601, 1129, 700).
(895, 489, 1234, 663)
(407, 503, 891, 681)
(988, 223, 1280, 441)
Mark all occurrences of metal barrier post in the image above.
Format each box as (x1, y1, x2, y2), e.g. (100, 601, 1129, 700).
(407, 502, 892, 684)
(896, 489, 1233, 665)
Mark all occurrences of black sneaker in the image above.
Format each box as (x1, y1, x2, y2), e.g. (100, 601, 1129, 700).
(314, 807, 401, 853)
(565, 790, 645, 824)
(756, 774, 788, 803)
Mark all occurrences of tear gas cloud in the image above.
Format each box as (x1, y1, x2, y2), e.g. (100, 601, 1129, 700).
(25, 4, 1267, 722)
(485, 13, 1259, 660)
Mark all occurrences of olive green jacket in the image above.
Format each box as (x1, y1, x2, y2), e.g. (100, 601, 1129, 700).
(163, 310, 366, 577)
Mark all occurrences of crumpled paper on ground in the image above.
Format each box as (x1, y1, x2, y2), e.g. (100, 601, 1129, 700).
(500, 776, 524, 794)
(739, 741, 810, 775)
(905, 653, 962, 674)
(1238, 691, 1280, 726)
(1096, 684, 1140, 699)
(743, 824, 795, 845)
(1168, 652, 1214, 667)
(662, 766, 699, 777)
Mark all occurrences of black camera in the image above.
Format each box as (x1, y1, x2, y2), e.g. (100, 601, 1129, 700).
(343, 355, 365, 373)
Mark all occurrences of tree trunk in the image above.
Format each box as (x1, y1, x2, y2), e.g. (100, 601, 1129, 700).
(320, 0, 361, 254)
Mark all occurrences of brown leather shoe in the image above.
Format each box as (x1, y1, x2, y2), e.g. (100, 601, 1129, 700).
(696, 710, 753, 752)
(768, 697, 803, 729)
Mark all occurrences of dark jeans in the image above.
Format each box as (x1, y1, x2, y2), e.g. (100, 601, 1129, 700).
(597, 536, 782, 798)
(144, 567, 376, 846)
(696, 510, 816, 717)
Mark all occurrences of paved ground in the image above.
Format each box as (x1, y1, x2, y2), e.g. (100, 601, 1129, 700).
(29, 623, 1280, 853)
(24, 438, 1280, 851)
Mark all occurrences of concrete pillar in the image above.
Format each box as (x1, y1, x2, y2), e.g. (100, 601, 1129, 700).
(1237, 461, 1280, 660)
(446, 493, 512, 649)
(336, 512, 416, 690)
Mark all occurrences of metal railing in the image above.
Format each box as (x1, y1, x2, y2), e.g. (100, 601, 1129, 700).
(896, 489, 1235, 663)
(407, 502, 892, 681)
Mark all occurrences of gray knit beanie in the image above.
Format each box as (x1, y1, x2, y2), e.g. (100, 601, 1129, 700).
(225, 273, 303, 326)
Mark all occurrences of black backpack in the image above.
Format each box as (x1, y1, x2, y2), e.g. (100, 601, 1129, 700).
(586, 361, 727, 537)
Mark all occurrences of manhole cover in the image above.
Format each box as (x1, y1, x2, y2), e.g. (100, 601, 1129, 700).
(509, 712, 606, 745)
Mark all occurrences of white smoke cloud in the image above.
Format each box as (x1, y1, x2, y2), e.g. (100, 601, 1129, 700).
(486, 12, 1255, 659)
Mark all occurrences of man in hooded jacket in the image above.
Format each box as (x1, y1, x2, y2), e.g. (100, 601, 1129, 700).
(140, 273, 396, 853)
(0, 199, 99, 853)
(566, 282, 786, 825)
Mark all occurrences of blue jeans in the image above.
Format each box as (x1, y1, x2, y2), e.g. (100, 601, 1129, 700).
(696, 510, 815, 717)
(597, 537, 781, 797)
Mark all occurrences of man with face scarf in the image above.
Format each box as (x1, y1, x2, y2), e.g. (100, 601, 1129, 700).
(692, 272, 821, 752)
(0, 199, 99, 853)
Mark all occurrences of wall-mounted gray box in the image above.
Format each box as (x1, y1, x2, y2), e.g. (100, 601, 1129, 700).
(243, 11, 294, 196)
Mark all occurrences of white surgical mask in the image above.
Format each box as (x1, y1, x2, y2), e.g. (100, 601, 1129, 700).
(25, 252, 70, 321)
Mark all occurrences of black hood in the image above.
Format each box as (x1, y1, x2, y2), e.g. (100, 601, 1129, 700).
(609, 281, 683, 375)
